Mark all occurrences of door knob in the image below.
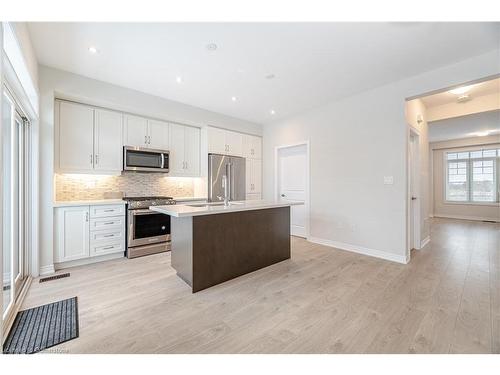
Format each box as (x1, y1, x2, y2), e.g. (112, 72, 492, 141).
(281, 194, 285, 197)
(411, 196, 417, 200)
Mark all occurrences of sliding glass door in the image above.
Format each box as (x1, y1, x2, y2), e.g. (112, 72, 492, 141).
(2, 88, 31, 321)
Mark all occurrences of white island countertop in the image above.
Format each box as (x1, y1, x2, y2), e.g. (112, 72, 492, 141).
(151, 200, 303, 217)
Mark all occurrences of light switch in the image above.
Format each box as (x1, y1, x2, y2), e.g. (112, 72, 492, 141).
(384, 176, 394, 185)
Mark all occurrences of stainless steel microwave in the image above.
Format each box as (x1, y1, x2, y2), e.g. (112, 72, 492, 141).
(123, 146, 170, 172)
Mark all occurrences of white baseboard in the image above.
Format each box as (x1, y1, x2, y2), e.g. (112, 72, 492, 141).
(55, 252, 124, 270)
(433, 214, 500, 223)
(39, 264, 55, 276)
(420, 236, 431, 249)
(308, 237, 409, 264)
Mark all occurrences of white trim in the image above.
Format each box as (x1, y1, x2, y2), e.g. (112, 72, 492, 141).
(39, 264, 55, 276)
(308, 237, 409, 264)
(55, 252, 124, 270)
(274, 140, 310, 239)
(433, 213, 500, 223)
(408, 127, 421, 254)
(2, 277, 32, 344)
(420, 236, 431, 249)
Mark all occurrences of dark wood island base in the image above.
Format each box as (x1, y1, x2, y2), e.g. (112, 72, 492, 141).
(171, 206, 291, 292)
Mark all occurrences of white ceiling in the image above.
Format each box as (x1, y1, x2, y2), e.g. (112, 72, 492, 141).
(422, 77, 500, 108)
(429, 110, 500, 142)
(27, 22, 500, 124)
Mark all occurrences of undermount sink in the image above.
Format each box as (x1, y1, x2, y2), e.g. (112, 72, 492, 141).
(187, 201, 244, 208)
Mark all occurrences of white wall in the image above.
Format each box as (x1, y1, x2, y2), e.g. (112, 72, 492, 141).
(431, 136, 500, 222)
(11, 22, 38, 88)
(0, 22, 4, 343)
(39, 66, 262, 272)
(406, 98, 430, 243)
(263, 49, 499, 263)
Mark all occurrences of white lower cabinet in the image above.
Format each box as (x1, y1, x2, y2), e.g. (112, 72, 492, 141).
(55, 204, 125, 265)
(55, 206, 90, 263)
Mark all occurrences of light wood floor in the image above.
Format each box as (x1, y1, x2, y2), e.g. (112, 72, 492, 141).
(22, 218, 499, 353)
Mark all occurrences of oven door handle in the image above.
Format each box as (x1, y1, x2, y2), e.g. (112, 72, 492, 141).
(161, 153, 165, 169)
(131, 209, 158, 216)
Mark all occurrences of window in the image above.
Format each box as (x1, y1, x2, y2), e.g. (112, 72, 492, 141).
(445, 148, 500, 203)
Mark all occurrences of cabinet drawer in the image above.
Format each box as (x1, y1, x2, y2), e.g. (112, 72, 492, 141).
(90, 204, 125, 218)
(90, 240, 124, 257)
(90, 216, 125, 231)
(90, 228, 124, 244)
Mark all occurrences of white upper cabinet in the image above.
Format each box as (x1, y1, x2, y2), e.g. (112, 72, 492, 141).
(168, 123, 186, 175)
(184, 126, 201, 176)
(124, 115, 148, 147)
(57, 101, 123, 174)
(207, 126, 226, 154)
(147, 119, 169, 150)
(124, 115, 169, 150)
(225, 130, 243, 156)
(58, 101, 95, 172)
(243, 134, 262, 159)
(169, 124, 201, 177)
(207, 127, 244, 157)
(94, 109, 123, 172)
(246, 158, 262, 194)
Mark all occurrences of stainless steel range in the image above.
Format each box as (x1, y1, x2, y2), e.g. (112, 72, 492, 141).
(123, 196, 176, 258)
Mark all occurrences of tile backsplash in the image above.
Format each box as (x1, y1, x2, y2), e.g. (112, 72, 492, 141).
(55, 173, 195, 201)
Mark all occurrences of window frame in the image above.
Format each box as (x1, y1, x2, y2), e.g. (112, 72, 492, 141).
(444, 147, 500, 205)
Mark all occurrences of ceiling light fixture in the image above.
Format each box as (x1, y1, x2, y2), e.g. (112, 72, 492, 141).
(176, 76, 183, 84)
(206, 43, 218, 51)
(88, 46, 98, 54)
(231, 96, 237, 102)
(448, 85, 474, 95)
(270, 109, 276, 115)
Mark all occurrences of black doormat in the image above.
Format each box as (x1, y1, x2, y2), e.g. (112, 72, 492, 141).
(3, 297, 79, 354)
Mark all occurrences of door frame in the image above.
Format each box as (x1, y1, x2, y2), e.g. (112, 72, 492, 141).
(408, 127, 421, 255)
(274, 141, 310, 239)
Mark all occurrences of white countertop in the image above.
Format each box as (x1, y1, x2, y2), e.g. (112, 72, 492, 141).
(173, 196, 207, 202)
(53, 199, 127, 207)
(151, 200, 303, 217)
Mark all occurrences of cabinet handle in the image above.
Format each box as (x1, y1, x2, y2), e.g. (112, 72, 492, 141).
(103, 234, 114, 238)
(145, 135, 147, 144)
(90, 154, 93, 165)
(85, 212, 89, 222)
(103, 209, 115, 212)
(103, 221, 115, 225)
(95, 155, 99, 165)
(185, 161, 188, 169)
(103, 245, 115, 250)
(148, 135, 151, 144)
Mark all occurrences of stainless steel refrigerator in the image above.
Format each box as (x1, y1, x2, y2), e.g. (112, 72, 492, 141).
(208, 154, 246, 202)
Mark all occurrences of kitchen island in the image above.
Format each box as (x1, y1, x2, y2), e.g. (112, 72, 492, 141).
(151, 200, 303, 292)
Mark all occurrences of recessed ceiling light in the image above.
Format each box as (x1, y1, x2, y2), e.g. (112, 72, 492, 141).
(176, 76, 183, 84)
(88, 46, 98, 54)
(265, 74, 275, 80)
(270, 109, 276, 115)
(448, 85, 474, 95)
(231, 96, 237, 102)
(206, 43, 218, 51)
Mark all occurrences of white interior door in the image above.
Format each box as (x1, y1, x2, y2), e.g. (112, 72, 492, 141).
(278, 144, 307, 238)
